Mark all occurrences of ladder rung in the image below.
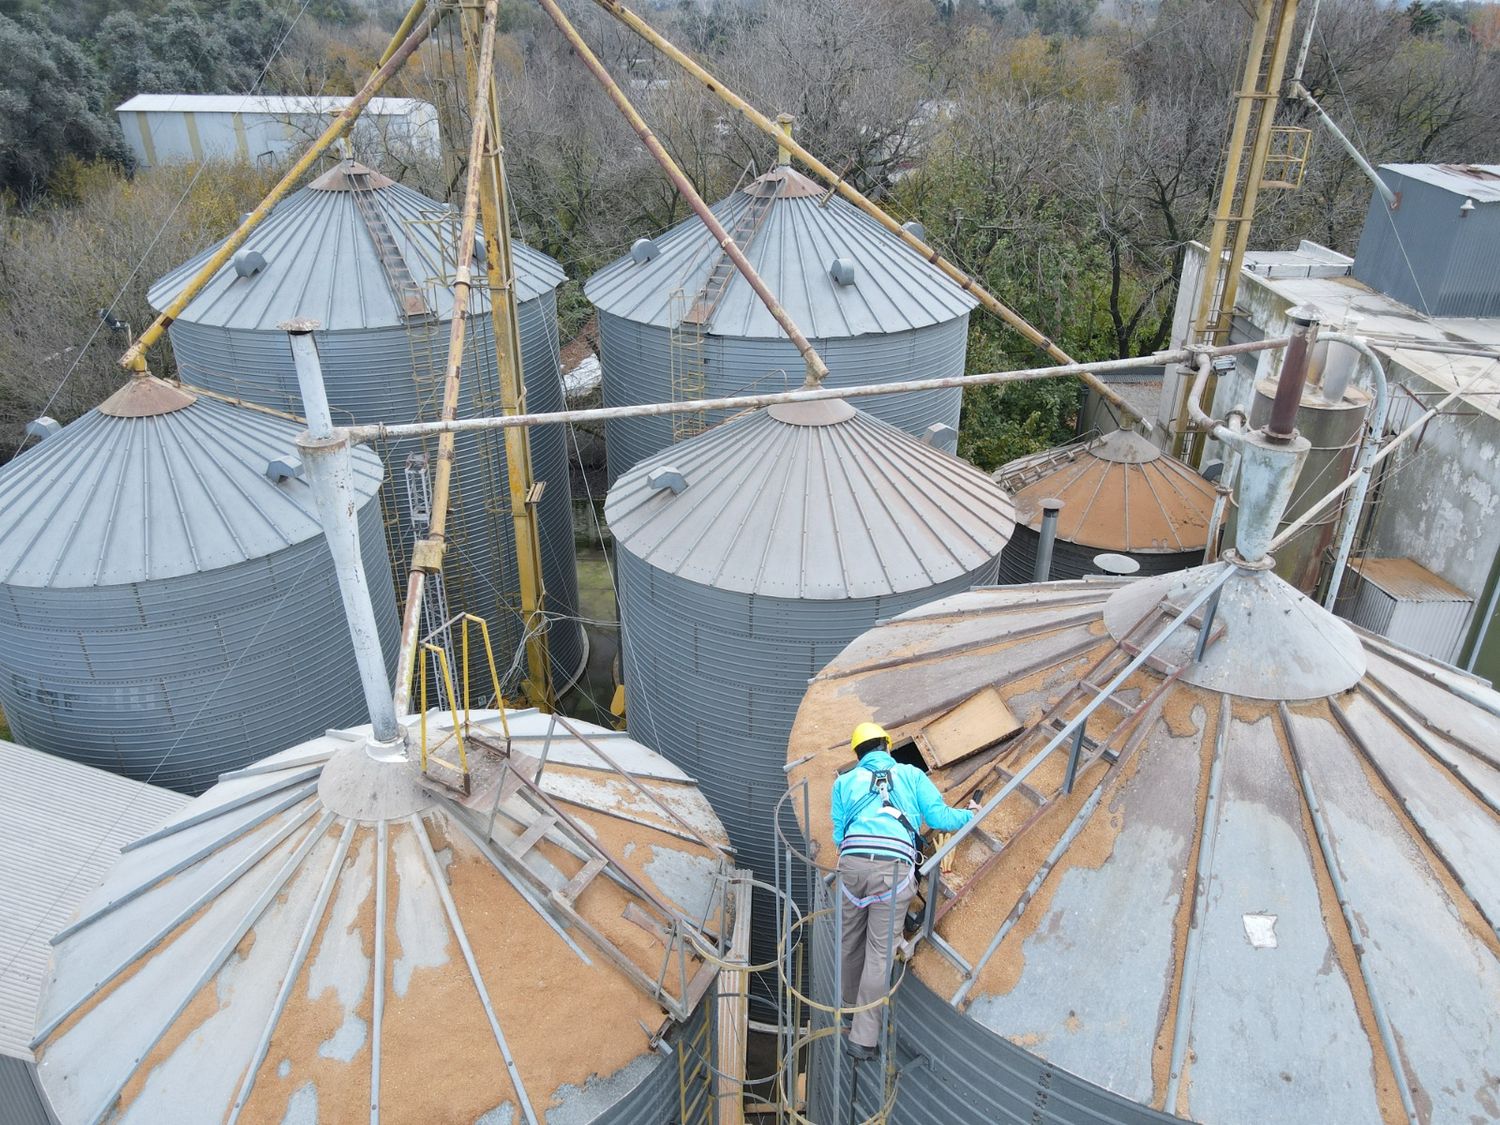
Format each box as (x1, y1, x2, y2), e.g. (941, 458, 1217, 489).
(991, 766, 1046, 806)
(1116, 641, 1182, 676)
(1078, 680, 1141, 716)
(556, 856, 608, 905)
(508, 813, 557, 858)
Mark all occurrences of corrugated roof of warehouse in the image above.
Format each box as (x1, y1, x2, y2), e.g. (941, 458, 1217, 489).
(148, 161, 566, 331)
(0, 740, 189, 1062)
(116, 94, 432, 116)
(584, 166, 977, 337)
(0, 377, 385, 588)
(1384, 162, 1500, 203)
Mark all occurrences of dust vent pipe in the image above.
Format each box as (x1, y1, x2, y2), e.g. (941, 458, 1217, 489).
(1033, 498, 1064, 581)
(283, 319, 402, 752)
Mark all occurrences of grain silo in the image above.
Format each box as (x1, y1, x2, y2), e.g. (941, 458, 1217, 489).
(787, 415, 1500, 1123)
(0, 375, 398, 794)
(29, 708, 743, 1124)
(148, 160, 584, 689)
(994, 429, 1217, 582)
(584, 163, 979, 484)
(607, 399, 1015, 959)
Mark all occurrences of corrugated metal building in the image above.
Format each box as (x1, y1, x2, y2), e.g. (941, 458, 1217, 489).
(0, 739, 189, 1125)
(585, 165, 978, 483)
(29, 710, 735, 1124)
(994, 429, 1216, 582)
(1353, 163, 1500, 317)
(0, 375, 399, 794)
(115, 95, 440, 168)
(607, 399, 1015, 959)
(149, 161, 585, 690)
(1340, 555, 1475, 663)
(789, 563, 1500, 1124)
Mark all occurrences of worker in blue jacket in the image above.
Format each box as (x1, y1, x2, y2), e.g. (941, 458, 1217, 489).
(831, 721, 976, 1058)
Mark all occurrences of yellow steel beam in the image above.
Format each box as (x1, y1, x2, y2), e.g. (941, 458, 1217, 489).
(1174, 0, 1300, 460)
(460, 0, 556, 709)
(118, 0, 440, 373)
(584, 0, 1143, 425)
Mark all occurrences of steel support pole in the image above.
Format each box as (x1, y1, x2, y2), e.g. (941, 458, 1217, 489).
(286, 323, 402, 750)
(535, 0, 830, 387)
(583, 0, 1149, 424)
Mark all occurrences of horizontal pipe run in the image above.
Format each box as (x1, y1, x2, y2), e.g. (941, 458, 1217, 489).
(348, 338, 1291, 443)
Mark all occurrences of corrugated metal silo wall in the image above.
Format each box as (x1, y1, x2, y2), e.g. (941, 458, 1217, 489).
(591, 997, 712, 1124)
(995, 526, 1202, 584)
(616, 551, 1000, 964)
(165, 293, 584, 689)
(0, 498, 399, 795)
(0, 1057, 49, 1125)
(598, 313, 968, 484)
(809, 973, 1179, 1124)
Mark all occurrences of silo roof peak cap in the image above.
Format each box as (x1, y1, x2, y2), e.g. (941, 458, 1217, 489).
(96, 374, 197, 418)
(307, 159, 396, 191)
(743, 165, 823, 198)
(767, 398, 857, 426)
(1089, 428, 1161, 464)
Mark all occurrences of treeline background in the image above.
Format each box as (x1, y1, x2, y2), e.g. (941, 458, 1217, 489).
(1, 0, 1497, 466)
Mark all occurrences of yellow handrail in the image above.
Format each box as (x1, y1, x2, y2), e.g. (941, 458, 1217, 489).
(418, 641, 468, 781)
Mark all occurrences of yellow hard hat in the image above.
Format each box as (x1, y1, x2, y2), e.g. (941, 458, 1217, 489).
(850, 721, 890, 756)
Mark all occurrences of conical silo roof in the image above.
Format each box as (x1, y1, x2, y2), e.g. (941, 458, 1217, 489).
(147, 160, 565, 329)
(997, 428, 1216, 554)
(31, 710, 734, 1124)
(606, 399, 1016, 599)
(585, 166, 977, 338)
(789, 561, 1500, 1125)
(0, 376, 384, 587)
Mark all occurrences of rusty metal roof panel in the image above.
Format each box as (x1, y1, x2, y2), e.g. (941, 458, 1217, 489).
(605, 399, 1015, 599)
(148, 160, 564, 330)
(789, 563, 1500, 1124)
(997, 430, 1217, 554)
(32, 711, 732, 1125)
(1349, 555, 1471, 602)
(584, 167, 976, 337)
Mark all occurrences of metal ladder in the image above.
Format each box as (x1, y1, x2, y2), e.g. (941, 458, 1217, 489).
(676, 1009, 715, 1124)
(462, 720, 727, 1024)
(921, 582, 1227, 937)
(993, 431, 1098, 493)
(681, 177, 782, 327)
(347, 168, 430, 319)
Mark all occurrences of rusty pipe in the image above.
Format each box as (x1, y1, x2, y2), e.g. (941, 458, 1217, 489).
(1267, 307, 1321, 441)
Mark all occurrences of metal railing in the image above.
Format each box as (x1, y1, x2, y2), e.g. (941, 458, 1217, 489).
(413, 611, 512, 791)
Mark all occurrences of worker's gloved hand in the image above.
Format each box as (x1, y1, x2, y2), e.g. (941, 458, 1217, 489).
(965, 788, 983, 814)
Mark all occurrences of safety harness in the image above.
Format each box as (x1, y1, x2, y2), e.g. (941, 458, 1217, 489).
(838, 761, 923, 910)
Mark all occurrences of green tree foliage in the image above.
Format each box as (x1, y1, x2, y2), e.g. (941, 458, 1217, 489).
(0, 14, 128, 200)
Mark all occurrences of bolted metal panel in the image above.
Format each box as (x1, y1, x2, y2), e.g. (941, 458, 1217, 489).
(0, 497, 398, 795)
(996, 525, 1205, 584)
(617, 552, 1000, 960)
(152, 169, 583, 688)
(597, 313, 967, 484)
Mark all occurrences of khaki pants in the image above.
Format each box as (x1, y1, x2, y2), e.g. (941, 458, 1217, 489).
(837, 853, 916, 1049)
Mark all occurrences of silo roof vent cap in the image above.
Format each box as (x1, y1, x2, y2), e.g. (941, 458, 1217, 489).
(24, 416, 60, 443)
(829, 257, 857, 286)
(233, 249, 267, 279)
(922, 422, 958, 454)
(265, 456, 304, 483)
(630, 237, 659, 265)
(473, 232, 487, 264)
(647, 466, 687, 495)
(901, 219, 927, 242)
